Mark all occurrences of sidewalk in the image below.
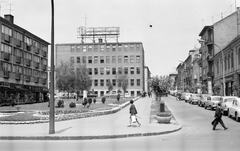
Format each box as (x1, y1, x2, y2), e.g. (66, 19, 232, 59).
(0, 97, 182, 140)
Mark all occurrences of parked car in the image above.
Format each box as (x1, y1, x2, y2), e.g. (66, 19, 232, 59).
(220, 96, 238, 115)
(204, 96, 221, 110)
(180, 92, 186, 100)
(198, 94, 212, 107)
(184, 93, 192, 102)
(189, 94, 201, 104)
(228, 98, 240, 122)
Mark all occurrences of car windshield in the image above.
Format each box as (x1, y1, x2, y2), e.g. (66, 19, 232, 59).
(225, 98, 236, 103)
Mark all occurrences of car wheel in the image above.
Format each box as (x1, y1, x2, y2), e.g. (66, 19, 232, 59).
(235, 112, 240, 122)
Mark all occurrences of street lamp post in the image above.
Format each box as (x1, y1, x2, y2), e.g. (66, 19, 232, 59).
(198, 39, 225, 96)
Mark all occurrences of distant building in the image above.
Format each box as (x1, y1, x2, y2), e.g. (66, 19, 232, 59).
(55, 41, 147, 97)
(0, 14, 49, 105)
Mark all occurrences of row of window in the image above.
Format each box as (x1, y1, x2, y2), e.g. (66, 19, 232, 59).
(215, 51, 234, 74)
(2, 25, 48, 51)
(0, 62, 47, 78)
(70, 55, 141, 64)
(69, 44, 142, 53)
(86, 67, 141, 75)
(92, 79, 141, 87)
(95, 90, 142, 97)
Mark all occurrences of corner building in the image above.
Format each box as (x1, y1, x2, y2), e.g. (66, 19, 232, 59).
(0, 15, 49, 106)
(55, 42, 145, 97)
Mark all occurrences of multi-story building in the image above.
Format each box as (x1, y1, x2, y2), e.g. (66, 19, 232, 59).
(0, 15, 49, 106)
(55, 41, 146, 97)
(144, 66, 151, 93)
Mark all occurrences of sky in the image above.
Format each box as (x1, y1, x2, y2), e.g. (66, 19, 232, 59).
(1, 0, 240, 76)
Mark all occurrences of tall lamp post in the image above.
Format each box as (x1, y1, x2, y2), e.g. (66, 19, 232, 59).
(198, 39, 225, 96)
(49, 0, 55, 134)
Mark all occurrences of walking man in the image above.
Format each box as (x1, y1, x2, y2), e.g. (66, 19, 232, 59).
(128, 100, 141, 127)
(212, 103, 228, 130)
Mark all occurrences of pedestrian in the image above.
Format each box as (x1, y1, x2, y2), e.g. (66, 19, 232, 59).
(128, 100, 141, 127)
(212, 103, 228, 130)
(117, 93, 120, 102)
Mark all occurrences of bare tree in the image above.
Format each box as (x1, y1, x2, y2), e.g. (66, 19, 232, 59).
(116, 74, 129, 97)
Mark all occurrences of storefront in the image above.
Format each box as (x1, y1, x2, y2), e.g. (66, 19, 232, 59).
(0, 82, 49, 106)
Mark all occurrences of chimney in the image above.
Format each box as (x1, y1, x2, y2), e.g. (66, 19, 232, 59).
(4, 14, 14, 24)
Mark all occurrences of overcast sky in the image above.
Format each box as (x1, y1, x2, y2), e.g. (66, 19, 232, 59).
(2, 0, 239, 76)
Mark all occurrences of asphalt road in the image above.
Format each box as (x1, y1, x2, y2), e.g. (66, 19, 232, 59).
(1, 96, 240, 151)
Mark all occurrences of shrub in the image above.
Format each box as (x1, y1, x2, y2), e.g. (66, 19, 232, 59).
(88, 98, 92, 104)
(57, 100, 64, 108)
(69, 102, 76, 108)
(102, 97, 106, 104)
(156, 111, 172, 117)
(82, 97, 88, 107)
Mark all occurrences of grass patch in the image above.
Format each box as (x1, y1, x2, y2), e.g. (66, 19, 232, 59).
(0, 112, 41, 121)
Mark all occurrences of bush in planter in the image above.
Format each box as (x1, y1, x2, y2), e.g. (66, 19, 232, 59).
(156, 111, 172, 117)
(69, 102, 76, 108)
(155, 111, 172, 123)
(102, 97, 106, 104)
(57, 100, 64, 108)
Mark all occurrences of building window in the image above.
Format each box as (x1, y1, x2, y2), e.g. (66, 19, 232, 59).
(228, 54, 230, 69)
(231, 52, 234, 68)
(130, 67, 134, 74)
(94, 68, 98, 75)
(106, 67, 110, 75)
(136, 67, 140, 74)
(112, 67, 116, 75)
(118, 67, 122, 75)
(1, 43, 12, 54)
(100, 56, 104, 63)
(118, 44, 122, 51)
(83, 46, 87, 52)
(2, 25, 12, 36)
(124, 56, 128, 63)
(94, 79, 98, 86)
(216, 60, 219, 74)
(76, 45, 81, 52)
(112, 79, 116, 86)
(70, 56, 74, 63)
(14, 30, 23, 41)
(118, 56, 122, 63)
(1, 62, 11, 72)
(112, 56, 116, 63)
(100, 79, 104, 86)
(130, 45, 134, 51)
(82, 56, 86, 63)
(13, 65, 22, 73)
(94, 56, 98, 63)
(24, 52, 32, 60)
(124, 45, 128, 51)
(112, 45, 116, 51)
(136, 44, 141, 51)
(100, 45, 104, 51)
(130, 79, 134, 86)
(88, 68, 92, 75)
(106, 56, 110, 63)
(77, 57, 81, 63)
(88, 56, 92, 63)
(137, 79, 140, 86)
(70, 45, 75, 52)
(100, 68, 104, 75)
(136, 55, 140, 63)
(130, 55, 134, 63)
(238, 48, 240, 65)
(88, 45, 92, 52)
(94, 45, 98, 52)
(124, 67, 128, 74)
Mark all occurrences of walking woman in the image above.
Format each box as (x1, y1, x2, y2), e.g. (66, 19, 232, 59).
(128, 100, 141, 127)
(212, 103, 228, 130)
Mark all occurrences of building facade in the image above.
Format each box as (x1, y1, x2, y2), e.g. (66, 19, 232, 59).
(0, 15, 49, 106)
(55, 42, 146, 97)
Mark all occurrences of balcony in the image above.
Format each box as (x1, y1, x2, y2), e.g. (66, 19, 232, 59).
(35, 48, 39, 54)
(207, 72, 214, 77)
(25, 44, 31, 51)
(15, 73, 21, 80)
(4, 34, 10, 43)
(42, 64, 47, 71)
(25, 75, 30, 82)
(34, 77, 39, 83)
(15, 56, 21, 64)
(41, 78, 47, 84)
(4, 52, 10, 61)
(42, 51, 47, 57)
(33, 62, 39, 69)
(15, 39, 21, 47)
(25, 59, 31, 66)
(3, 71, 9, 78)
(207, 54, 213, 62)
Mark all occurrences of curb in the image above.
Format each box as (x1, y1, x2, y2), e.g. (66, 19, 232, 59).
(0, 126, 182, 140)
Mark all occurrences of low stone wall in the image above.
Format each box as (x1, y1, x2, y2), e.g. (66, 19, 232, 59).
(0, 97, 139, 125)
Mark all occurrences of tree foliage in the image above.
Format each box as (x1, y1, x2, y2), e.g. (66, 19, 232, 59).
(74, 64, 92, 93)
(149, 75, 172, 97)
(116, 74, 129, 94)
(106, 79, 113, 92)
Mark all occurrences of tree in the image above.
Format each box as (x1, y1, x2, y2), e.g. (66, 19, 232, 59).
(149, 75, 172, 99)
(74, 64, 92, 98)
(213, 84, 221, 95)
(106, 79, 113, 93)
(56, 61, 75, 98)
(116, 74, 129, 97)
